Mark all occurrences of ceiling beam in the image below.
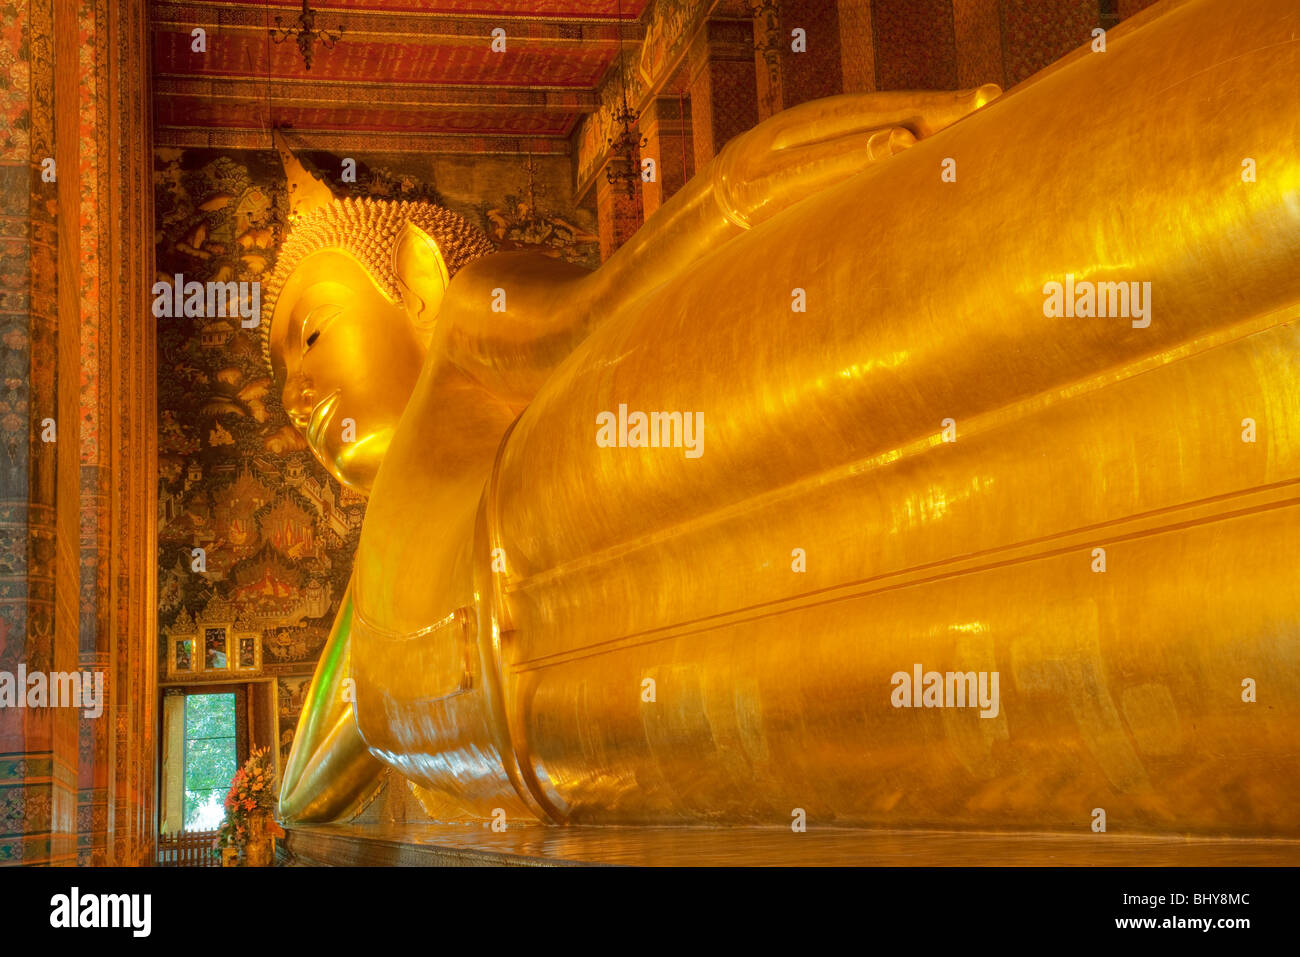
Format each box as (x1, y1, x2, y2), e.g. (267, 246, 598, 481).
(154, 75, 601, 111)
(153, 126, 575, 155)
(150, 4, 647, 42)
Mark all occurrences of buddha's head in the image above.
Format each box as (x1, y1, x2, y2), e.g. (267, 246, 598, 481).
(261, 134, 494, 492)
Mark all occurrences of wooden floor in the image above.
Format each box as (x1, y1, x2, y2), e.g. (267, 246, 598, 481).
(282, 822, 1300, 867)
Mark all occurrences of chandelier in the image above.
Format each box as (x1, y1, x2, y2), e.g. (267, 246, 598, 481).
(606, 101, 648, 199)
(515, 154, 551, 239)
(270, 0, 343, 71)
(604, 0, 646, 199)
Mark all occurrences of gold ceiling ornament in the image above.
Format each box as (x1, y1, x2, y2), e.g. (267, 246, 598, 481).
(270, 0, 343, 71)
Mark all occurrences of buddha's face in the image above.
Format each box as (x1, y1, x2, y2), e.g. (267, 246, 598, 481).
(269, 250, 425, 492)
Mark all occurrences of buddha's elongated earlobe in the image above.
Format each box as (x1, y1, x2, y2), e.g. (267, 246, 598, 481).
(393, 221, 452, 336)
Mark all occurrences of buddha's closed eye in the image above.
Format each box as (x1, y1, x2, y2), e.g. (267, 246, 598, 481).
(302, 303, 342, 355)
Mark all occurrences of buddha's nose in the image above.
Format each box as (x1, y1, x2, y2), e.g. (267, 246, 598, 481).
(282, 373, 315, 430)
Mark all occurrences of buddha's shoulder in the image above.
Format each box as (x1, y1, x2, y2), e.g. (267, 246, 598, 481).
(446, 249, 591, 299)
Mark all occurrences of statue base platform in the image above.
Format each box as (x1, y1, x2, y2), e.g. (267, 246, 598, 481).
(281, 822, 1300, 867)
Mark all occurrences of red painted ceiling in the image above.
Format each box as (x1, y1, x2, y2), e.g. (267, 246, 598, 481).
(151, 0, 652, 153)
(225, 0, 649, 15)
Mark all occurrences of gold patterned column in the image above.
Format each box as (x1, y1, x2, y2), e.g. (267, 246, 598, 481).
(0, 0, 155, 867)
(752, 0, 845, 120)
(0, 0, 78, 868)
(106, 0, 158, 868)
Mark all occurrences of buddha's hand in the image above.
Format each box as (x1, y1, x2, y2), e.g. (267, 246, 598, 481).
(713, 85, 1000, 228)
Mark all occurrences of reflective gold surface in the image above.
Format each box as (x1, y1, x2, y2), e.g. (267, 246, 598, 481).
(284, 823, 1300, 867)
(279, 0, 1300, 838)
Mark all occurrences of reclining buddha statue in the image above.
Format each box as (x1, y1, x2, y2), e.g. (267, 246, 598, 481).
(271, 0, 1300, 836)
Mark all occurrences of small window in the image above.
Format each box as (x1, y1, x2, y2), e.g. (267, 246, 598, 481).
(183, 692, 238, 830)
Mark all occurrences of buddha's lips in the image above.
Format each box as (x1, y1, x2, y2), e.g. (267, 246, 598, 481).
(306, 390, 340, 449)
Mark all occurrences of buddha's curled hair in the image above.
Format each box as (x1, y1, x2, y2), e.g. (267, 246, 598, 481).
(260, 196, 496, 368)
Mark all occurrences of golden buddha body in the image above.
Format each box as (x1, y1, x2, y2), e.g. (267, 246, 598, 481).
(275, 0, 1300, 836)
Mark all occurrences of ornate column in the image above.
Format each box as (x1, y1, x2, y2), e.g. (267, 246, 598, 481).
(998, 0, 1102, 86)
(0, 0, 78, 868)
(687, 18, 759, 170)
(953, 0, 1005, 88)
(107, 0, 158, 868)
(595, 162, 645, 262)
(0, 0, 155, 867)
(753, 0, 845, 120)
(837, 0, 876, 93)
(638, 96, 693, 218)
(870, 0, 959, 90)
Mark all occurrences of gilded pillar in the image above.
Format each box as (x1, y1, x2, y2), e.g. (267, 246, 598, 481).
(76, 0, 114, 867)
(108, 0, 158, 867)
(50, 0, 85, 868)
(0, 0, 154, 867)
(0, 1, 34, 858)
(0, 0, 79, 868)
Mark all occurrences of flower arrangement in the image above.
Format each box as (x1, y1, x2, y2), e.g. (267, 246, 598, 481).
(215, 746, 285, 855)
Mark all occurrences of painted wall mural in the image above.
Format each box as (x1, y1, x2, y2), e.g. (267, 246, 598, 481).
(154, 144, 598, 763)
(276, 675, 311, 767)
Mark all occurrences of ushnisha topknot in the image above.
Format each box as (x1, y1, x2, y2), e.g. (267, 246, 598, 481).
(259, 196, 496, 369)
